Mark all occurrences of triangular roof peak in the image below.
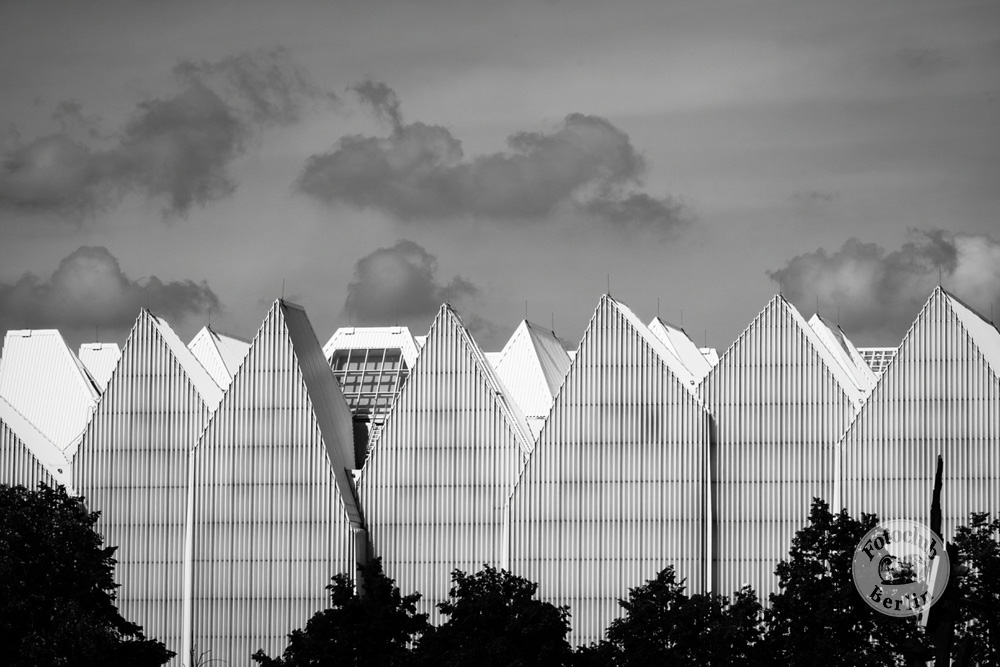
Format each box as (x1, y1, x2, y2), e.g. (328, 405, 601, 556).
(599, 295, 701, 392)
(425, 304, 535, 454)
(713, 295, 865, 406)
(188, 325, 251, 390)
(140, 310, 224, 411)
(492, 320, 571, 435)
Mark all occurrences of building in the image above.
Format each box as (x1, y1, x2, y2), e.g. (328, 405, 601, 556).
(2, 287, 999, 664)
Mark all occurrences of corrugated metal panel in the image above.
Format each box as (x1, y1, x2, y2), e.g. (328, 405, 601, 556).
(700, 295, 861, 604)
(841, 287, 1000, 543)
(188, 327, 251, 390)
(648, 317, 714, 384)
(79, 343, 121, 392)
(0, 329, 99, 455)
(508, 295, 712, 647)
(0, 394, 71, 490)
(808, 313, 877, 393)
(73, 310, 222, 665)
(322, 326, 420, 369)
(493, 320, 571, 424)
(357, 304, 533, 624)
(190, 300, 363, 666)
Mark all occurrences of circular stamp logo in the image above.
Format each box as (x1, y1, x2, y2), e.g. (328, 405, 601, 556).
(852, 519, 949, 617)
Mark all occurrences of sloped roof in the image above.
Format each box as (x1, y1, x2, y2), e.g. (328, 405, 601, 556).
(700, 347, 719, 366)
(0, 329, 99, 453)
(946, 290, 1000, 379)
(144, 314, 223, 411)
(0, 394, 72, 489)
(781, 298, 866, 406)
(648, 317, 714, 384)
(322, 326, 421, 369)
(807, 313, 877, 393)
(188, 326, 251, 389)
(604, 300, 701, 392)
(492, 321, 571, 425)
(78, 343, 121, 392)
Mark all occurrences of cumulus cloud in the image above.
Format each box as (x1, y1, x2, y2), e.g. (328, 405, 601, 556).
(299, 82, 688, 231)
(0, 48, 325, 219)
(0, 246, 220, 345)
(344, 239, 481, 329)
(768, 230, 1000, 344)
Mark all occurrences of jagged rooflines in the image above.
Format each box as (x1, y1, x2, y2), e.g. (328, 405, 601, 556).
(140, 312, 224, 411)
(360, 303, 535, 473)
(188, 326, 251, 389)
(648, 316, 713, 384)
(0, 394, 71, 489)
(705, 295, 865, 405)
(511, 293, 707, 497)
(506, 293, 711, 644)
(808, 313, 877, 393)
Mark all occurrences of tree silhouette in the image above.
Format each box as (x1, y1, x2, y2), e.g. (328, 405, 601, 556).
(0, 483, 173, 667)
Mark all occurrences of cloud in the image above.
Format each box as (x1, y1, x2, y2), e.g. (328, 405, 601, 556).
(0, 49, 324, 219)
(0, 246, 220, 345)
(344, 240, 480, 328)
(895, 47, 958, 75)
(350, 79, 403, 128)
(299, 82, 688, 231)
(767, 230, 1000, 344)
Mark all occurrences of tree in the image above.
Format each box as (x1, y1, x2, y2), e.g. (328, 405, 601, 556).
(0, 483, 173, 667)
(576, 566, 764, 666)
(951, 512, 1000, 665)
(252, 558, 429, 666)
(765, 498, 919, 666)
(414, 565, 573, 667)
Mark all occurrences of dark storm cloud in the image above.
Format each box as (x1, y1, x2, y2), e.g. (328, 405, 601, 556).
(768, 230, 1000, 344)
(0, 49, 324, 219)
(299, 82, 688, 231)
(344, 239, 479, 326)
(0, 246, 220, 342)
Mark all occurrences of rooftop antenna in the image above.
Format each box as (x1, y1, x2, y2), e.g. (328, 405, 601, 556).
(681, 309, 683, 328)
(657, 297, 660, 319)
(606, 274, 611, 296)
(525, 300, 528, 321)
(837, 306, 841, 326)
(816, 295, 819, 317)
(551, 312, 555, 334)
(95, 325, 99, 343)
(208, 306, 211, 329)
(704, 329, 707, 347)
(281, 280, 285, 301)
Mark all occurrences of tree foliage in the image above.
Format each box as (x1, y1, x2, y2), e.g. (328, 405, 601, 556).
(414, 565, 573, 667)
(576, 566, 764, 666)
(252, 558, 429, 667)
(0, 483, 173, 667)
(951, 512, 1000, 664)
(765, 498, 919, 666)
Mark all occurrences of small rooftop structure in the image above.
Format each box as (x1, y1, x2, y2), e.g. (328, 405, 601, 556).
(188, 326, 251, 390)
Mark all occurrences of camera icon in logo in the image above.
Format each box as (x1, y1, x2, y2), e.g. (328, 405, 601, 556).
(852, 519, 949, 617)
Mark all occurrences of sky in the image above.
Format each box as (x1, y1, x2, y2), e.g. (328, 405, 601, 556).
(1, 0, 998, 356)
